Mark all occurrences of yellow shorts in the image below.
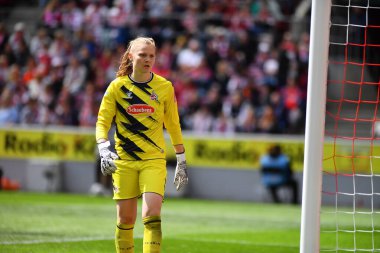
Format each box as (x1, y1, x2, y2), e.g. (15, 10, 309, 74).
(112, 159, 167, 200)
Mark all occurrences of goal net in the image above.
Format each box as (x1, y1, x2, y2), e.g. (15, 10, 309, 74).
(319, 0, 380, 252)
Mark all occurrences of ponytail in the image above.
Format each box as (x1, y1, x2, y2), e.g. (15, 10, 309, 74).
(116, 48, 132, 77)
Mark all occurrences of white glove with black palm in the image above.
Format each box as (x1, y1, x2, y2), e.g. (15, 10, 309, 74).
(98, 141, 118, 175)
(174, 153, 188, 191)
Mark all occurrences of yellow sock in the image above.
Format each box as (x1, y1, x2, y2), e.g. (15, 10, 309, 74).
(143, 216, 162, 253)
(115, 223, 134, 253)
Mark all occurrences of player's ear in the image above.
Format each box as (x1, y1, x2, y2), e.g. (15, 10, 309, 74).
(127, 50, 134, 60)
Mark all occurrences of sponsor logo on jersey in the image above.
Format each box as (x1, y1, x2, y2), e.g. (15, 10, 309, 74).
(127, 104, 155, 116)
(126, 91, 133, 99)
(150, 91, 158, 101)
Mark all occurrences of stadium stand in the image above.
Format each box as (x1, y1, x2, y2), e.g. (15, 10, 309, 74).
(0, 0, 310, 134)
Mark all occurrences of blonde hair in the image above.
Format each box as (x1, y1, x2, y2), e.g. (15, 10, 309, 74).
(116, 37, 156, 77)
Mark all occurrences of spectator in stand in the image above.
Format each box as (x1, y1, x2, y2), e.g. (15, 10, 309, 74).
(212, 111, 235, 134)
(0, 55, 10, 89)
(3, 42, 16, 67)
(97, 48, 114, 74)
(63, 55, 87, 95)
(277, 31, 298, 87)
(5, 64, 23, 92)
(13, 40, 30, 69)
(42, 0, 62, 31)
(22, 57, 37, 85)
(26, 68, 46, 100)
(176, 38, 204, 72)
(39, 84, 55, 109)
(152, 41, 174, 78)
(20, 96, 40, 125)
(115, 0, 133, 14)
(189, 58, 213, 96)
(204, 85, 223, 118)
(30, 27, 51, 56)
(55, 98, 78, 125)
(106, 0, 130, 47)
(172, 74, 198, 115)
(227, 67, 250, 94)
(229, 3, 254, 33)
(0, 22, 9, 53)
(78, 45, 93, 79)
(48, 30, 67, 62)
(79, 98, 99, 127)
(282, 77, 303, 133)
(192, 104, 213, 133)
(262, 50, 279, 88)
(39, 103, 59, 125)
(269, 89, 287, 132)
(257, 105, 278, 133)
(207, 27, 230, 61)
(61, 0, 84, 33)
(236, 103, 257, 133)
(296, 32, 310, 92)
(145, 0, 170, 19)
(89, 59, 107, 91)
(222, 90, 245, 121)
(256, 85, 271, 109)
(6, 25, 27, 60)
(77, 83, 101, 127)
(212, 59, 231, 98)
(4, 64, 27, 111)
(181, 2, 200, 35)
(35, 40, 52, 77)
(83, 0, 108, 42)
(47, 57, 65, 98)
(0, 88, 19, 125)
(55, 89, 78, 125)
(8, 22, 28, 55)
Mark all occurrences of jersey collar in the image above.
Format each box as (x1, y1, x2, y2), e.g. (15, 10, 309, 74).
(128, 72, 154, 84)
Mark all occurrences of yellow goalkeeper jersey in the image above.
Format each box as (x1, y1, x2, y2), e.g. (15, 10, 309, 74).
(96, 73, 183, 160)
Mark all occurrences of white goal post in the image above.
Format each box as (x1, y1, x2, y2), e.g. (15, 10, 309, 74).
(300, 1, 331, 253)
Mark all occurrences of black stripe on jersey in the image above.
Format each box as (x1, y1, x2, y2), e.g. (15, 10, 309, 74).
(128, 75, 152, 96)
(133, 81, 152, 96)
(121, 86, 145, 104)
(126, 75, 161, 105)
(115, 126, 143, 160)
(120, 86, 157, 123)
(117, 102, 146, 130)
(121, 121, 162, 150)
(116, 102, 162, 151)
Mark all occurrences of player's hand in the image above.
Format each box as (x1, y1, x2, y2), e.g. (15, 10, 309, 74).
(98, 141, 119, 175)
(174, 153, 188, 191)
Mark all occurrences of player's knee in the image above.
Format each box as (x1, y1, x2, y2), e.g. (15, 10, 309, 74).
(142, 207, 161, 218)
(118, 216, 136, 225)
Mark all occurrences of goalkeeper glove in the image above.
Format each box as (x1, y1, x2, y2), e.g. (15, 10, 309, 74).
(173, 152, 188, 191)
(98, 141, 118, 175)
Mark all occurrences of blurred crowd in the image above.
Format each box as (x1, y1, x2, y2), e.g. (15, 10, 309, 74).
(0, 0, 309, 134)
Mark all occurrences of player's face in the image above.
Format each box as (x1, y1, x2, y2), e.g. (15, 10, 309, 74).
(129, 43, 156, 74)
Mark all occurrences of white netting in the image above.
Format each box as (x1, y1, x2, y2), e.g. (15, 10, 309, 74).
(320, 0, 380, 252)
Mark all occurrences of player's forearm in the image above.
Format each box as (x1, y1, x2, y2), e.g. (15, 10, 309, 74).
(173, 144, 185, 154)
(95, 116, 112, 141)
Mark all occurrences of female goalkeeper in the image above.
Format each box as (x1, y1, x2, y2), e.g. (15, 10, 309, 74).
(95, 37, 188, 253)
